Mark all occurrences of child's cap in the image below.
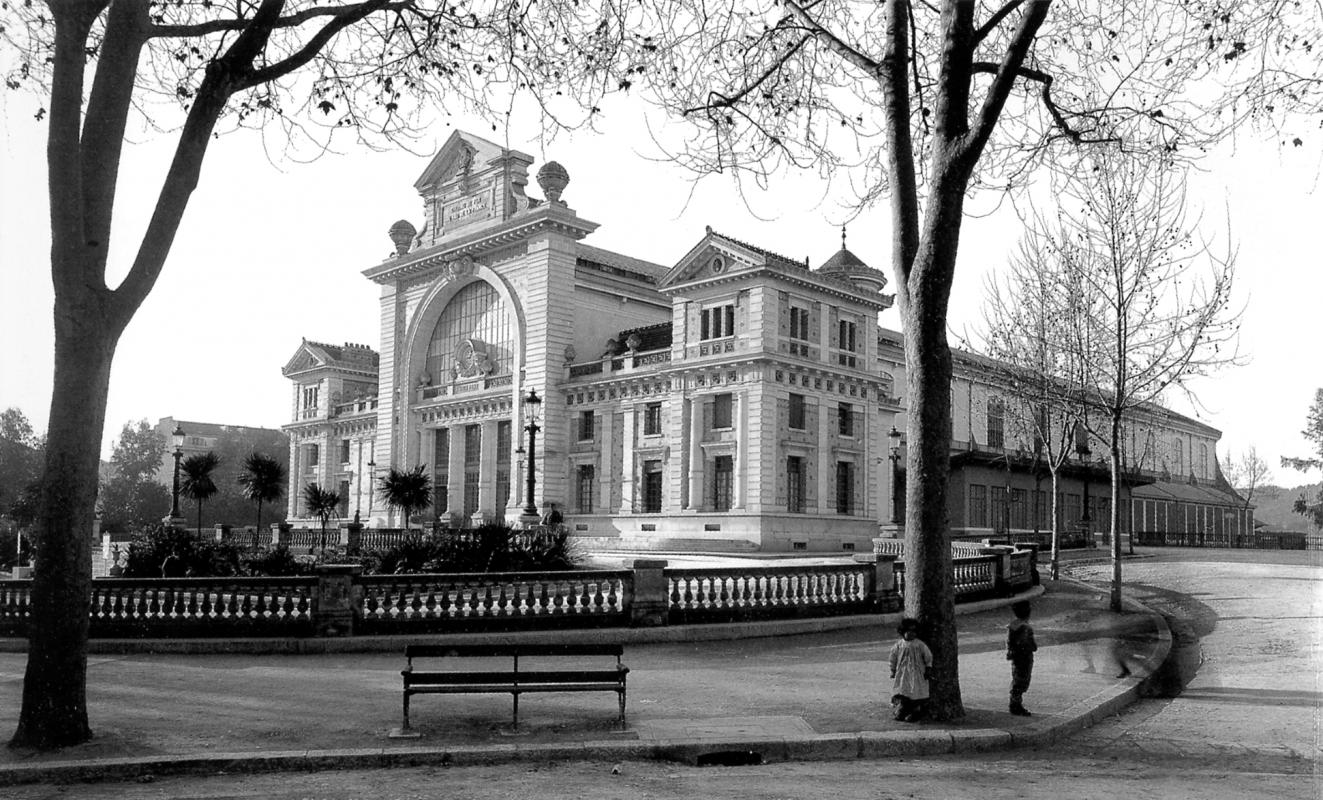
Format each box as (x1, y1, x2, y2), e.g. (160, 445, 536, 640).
(897, 617, 920, 634)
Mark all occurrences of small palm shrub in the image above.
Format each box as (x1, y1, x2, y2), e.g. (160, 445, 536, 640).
(242, 544, 313, 577)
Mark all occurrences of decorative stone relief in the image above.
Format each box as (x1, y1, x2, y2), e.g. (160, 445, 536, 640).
(451, 338, 493, 379)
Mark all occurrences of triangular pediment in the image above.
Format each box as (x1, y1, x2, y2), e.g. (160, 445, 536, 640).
(658, 231, 763, 290)
(282, 342, 324, 377)
(413, 131, 530, 192)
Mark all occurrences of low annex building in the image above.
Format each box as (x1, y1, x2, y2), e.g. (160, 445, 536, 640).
(281, 131, 1252, 552)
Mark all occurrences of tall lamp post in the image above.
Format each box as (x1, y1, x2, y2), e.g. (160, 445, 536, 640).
(1076, 424, 1092, 547)
(887, 425, 903, 527)
(520, 388, 542, 526)
(166, 424, 185, 527)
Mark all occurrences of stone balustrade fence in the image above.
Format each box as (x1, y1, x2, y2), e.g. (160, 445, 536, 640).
(0, 549, 1036, 640)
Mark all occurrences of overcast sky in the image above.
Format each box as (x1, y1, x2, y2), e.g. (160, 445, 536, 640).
(1, 98, 1318, 487)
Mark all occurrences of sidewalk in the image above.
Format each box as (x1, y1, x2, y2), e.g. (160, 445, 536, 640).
(0, 576, 1169, 786)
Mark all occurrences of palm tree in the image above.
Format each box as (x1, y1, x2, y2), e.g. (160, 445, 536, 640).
(377, 465, 432, 530)
(179, 452, 221, 534)
(237, 453, 285, 542)
(302, 483, 341, 552)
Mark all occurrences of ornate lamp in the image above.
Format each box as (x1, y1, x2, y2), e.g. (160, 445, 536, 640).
(521, 389, 542, 523)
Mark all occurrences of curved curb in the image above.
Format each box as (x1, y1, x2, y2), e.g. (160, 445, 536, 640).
(0, 583, 1168, 787)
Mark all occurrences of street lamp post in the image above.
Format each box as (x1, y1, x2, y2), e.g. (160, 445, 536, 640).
(887, 425, 903, 526)
(166, 424, 185, 527)
(520, 388, 542, 526)
(1076, 426, 1093, 547)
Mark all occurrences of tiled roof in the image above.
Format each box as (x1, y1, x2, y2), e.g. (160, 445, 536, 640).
(614, 322, 672, 352)
(706, 228, 807, 271)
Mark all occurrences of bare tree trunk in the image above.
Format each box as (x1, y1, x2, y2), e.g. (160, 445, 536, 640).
(1048, 468, 1061, 580)
(11, 308, 119, 748)
(1109, 415, 1124, 612)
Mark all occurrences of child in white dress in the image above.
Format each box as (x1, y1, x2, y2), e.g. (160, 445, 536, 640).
(888, 617, 934, 722)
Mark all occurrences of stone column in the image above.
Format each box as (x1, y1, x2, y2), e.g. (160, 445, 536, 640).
(979, 545, 1015, 593)
(629, 559, 669, 627)
(444, 424, 465, 527)
(815, 398, 831, 513)
(477, 420, 498, 524)
(734, 390, 747, 509)
(620, 406, 637, 513)
(597, 410, 614, 515)
(686, 398, 703, 510)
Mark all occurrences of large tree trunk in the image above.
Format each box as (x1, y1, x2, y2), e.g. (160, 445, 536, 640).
(11, 307, 121, 748)
(901, 169, 970, 720)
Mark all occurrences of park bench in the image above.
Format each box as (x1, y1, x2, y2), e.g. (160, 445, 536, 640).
(397, 643, 629, 734)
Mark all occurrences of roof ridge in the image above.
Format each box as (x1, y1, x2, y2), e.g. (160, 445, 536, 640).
(707, 227, 806, 270)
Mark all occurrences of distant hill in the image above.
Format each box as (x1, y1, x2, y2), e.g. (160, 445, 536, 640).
(1240, 482, 1323, 532)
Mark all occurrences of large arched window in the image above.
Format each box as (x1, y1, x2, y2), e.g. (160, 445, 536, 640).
(424, 281, 513, 384)
(1172, 438, 1184, 476)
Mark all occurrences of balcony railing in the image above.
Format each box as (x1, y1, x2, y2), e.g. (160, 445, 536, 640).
(565, 348, 672, 381)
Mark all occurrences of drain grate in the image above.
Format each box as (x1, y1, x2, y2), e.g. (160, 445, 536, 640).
(696, 750, 764, 767)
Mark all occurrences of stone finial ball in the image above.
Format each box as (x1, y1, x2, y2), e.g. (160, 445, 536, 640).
(388, 219, 417, 256)
(537, 161, 570, 203)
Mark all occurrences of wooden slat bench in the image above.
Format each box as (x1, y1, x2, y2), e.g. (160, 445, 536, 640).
(397, 644, 629, 734)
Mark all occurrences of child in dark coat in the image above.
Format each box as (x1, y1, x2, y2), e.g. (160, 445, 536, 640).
(1006, 600, 1038, 716)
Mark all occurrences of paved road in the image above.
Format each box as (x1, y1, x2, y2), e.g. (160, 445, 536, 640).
(6, 549, 1318, 799)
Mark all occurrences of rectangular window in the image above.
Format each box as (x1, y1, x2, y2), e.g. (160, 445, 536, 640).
(642, 460, 663, 513)
(701, 304, 735, 340)
(789, 306, 810, 340)
(787, 456, 806, 513)
(576, 464, 595, 514)
(464, 471, 480, 517)
(712, 393, 733, 429)
(464, 424, 481, 467)
(578, 410, 595, 441)
(643, 402, 662, 436)
(836, 461, 855, 515)
(991, 487, 1008, 531)
(987, 397, 1005, 449)
(340, 439, 351, 465)
(712, 455, 733, 511)
(495, 470, 509, 522)
(307, 444, 319, 467)
(338, 479, 350, 517)
(789, 393, 806, 430)
(838, 402, 854, 437)
(969, 484, 988, 527)
(497, 421, 511, 464)
(1033, 489, 1048, 530)
(1011, 488, 1029, 529)
(302, 385, 319, 412)
(838, 319, 857, 352)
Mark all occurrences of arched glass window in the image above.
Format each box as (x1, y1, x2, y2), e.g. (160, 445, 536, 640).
(1199, 443, 1209, 479)
(424, 282, 512, 384)
(1172, 438, 1184, 476)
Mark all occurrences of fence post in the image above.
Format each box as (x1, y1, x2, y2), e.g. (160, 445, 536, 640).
(1013, 542, 1041, 585)
(270, 523, 287, 547)
(854, 552, 901, 611)
(629, 559, 669, 627)
(314, 564, 362, 637)
(339, 522, 363, 555)
(979, 545, 1014, 594)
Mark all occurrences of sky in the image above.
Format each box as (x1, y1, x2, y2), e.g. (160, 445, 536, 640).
(0, 94, 1319, 488)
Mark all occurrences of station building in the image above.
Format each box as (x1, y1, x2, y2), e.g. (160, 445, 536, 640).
(281, 131, 1252, 552)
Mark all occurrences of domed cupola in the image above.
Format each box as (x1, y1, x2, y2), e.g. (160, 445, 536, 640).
(817, 227, 889, 295)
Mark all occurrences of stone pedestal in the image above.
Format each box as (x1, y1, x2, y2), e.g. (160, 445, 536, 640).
(630, 559, 669, 627)
(853, 552, 901, 611)
(314, 564, 363, 637)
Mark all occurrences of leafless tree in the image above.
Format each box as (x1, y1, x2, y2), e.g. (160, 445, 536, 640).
(0, 0, 633, 750)
(1220, 447, 1275, 513)
(627, 0, 1312, 718)
(1052, 150, 1242, 611)
(973, 217, 1086, 581)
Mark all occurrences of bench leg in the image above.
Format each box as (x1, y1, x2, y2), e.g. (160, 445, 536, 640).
(512, 691, 519, 728)
(618, 689, 626, 729)
(403, 691, 411, 732)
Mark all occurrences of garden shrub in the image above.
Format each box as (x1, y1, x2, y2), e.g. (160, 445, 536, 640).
(241, 544, 313, 577)
(122, 524, 243, 578)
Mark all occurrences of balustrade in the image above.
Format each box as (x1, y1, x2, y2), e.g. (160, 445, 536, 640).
(666, 564, 870, 621)
(356, 570, 631, 633)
